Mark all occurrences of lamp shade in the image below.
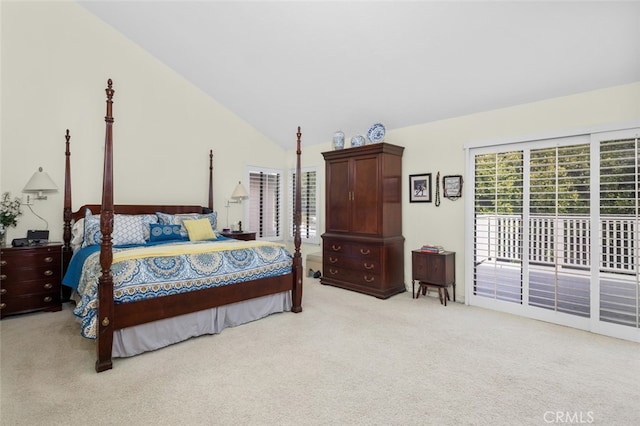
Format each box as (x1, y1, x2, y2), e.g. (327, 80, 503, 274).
(23, 167, 58, 199)
(231, 181, 249, 199)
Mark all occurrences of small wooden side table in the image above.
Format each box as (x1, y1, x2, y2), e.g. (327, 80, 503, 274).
(220, 231, 256, 241)
(411, 250, 455, 306)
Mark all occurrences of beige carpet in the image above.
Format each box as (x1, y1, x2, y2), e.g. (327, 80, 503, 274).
(1, 278, 638, 425)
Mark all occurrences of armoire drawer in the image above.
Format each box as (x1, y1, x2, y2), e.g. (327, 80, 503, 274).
(324, 254, 380, 273)
(322, 266, 381, 289)
(323, 240, 381, 260)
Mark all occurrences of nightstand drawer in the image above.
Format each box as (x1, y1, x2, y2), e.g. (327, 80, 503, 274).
(1, 279, 59, 297)
(0, 293, 61, 317)
(1, 248, 60, 267)
(1, 264, 60, 283)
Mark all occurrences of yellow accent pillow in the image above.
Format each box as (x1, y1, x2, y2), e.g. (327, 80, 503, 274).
(183, 218, 217, 241)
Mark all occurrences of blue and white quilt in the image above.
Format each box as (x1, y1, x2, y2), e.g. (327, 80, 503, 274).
(63, 238, 293, 339)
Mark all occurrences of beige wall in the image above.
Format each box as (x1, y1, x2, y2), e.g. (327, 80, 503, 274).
(3, 2, 640, 301)
(391, 84, 640, 301)
(1, 1, 287, 244)
(295, 84, 640, 300)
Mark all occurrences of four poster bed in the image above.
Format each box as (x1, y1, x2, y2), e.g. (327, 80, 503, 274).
(62, 79, 303, 372)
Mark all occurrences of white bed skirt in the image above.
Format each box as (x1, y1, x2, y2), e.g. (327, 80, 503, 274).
(111, 291, 292, 358)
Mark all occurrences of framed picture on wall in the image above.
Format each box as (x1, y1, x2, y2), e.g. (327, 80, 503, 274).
(443, 175, 463, 199)
(409, 173, 432, 203)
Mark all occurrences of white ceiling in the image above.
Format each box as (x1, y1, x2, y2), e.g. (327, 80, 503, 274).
(79, 1, 640, 150)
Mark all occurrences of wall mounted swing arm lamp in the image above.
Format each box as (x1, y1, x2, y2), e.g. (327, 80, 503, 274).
(22, 166, 58, 231)
(23, 166, 58, 201)
(226, 181, 249, 206)
(224, 181, 249, 230)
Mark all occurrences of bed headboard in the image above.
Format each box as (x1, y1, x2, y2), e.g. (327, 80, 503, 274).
(66, 148, 216, 222)
(68, 204, 210, 223)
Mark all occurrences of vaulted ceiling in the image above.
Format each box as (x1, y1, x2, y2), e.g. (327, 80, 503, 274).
(80, 1, 640, 150)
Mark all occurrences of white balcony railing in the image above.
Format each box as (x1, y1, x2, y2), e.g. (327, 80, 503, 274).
(475, 214, 638, 274)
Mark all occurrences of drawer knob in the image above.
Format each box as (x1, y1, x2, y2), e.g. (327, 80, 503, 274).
(360, 249, 371, 255)
(329, 268, 339, 275)
(0, 288, 6, 295)
(44, 256, 54, 263)
(364, 275, 375, 283)
(44, 296, 52, 303)
(0, 274, 6, 281)
(0, 260, 6, 266)
(44, 270, 53, 276)
(331, 245, 342, 252)
(44, 283, 53, 289)
(364, 263, 374, 270)
(328, 257, 338, 264)
(0, 303, 5, 309)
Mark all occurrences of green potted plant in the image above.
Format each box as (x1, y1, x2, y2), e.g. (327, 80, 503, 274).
(0, 192, 22, 246)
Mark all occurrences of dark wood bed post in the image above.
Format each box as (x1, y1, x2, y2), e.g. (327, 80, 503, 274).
(208, 149, 214, 211)
(62, 129, 74, 302)
(291, 126, 303, 313)
(62, 130, 73, 274)
(96, 79, 115, 373)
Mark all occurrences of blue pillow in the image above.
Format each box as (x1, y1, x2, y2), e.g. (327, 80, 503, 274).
(149, 224, 183, 242)
(156, 212, 218, 237)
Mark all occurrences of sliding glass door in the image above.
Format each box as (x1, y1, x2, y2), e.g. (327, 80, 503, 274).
(528, 143, 591, 318)
(473, 150, 524, 304)
(598, 137, 640, 329)
(468, 128, 640, 341)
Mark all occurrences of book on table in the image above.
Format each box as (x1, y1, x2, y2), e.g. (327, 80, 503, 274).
(420, 244, 444, 253)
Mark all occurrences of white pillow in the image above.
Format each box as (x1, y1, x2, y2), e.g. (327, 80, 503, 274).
(113, 215, 146, 246)
(70, 218, 85, 252)
(82, 210, 150, 247)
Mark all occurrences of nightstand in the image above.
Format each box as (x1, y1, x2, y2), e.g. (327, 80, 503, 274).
(0, 243, 63, 319)
(411, 250, 455, 305)
(220, 231, 256, 241)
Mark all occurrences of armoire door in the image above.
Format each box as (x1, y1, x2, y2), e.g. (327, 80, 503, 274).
(351, 155, 380, 235)
(326, 158, 350, 232)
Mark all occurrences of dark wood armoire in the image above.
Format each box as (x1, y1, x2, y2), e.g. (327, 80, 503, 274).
(321, 142, 405, 298)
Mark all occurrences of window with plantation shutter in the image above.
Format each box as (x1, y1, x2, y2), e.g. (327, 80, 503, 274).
(289, 167, 318, 244)
(473, 150, 524, 304)
(247, 167, 282, 240)
(528, 143, 591, 317)
(599, 137, 640, 328)
(468, 127, 640, 342)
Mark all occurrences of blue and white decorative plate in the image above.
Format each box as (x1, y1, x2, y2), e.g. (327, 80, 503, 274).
(367, 122, 385, 143)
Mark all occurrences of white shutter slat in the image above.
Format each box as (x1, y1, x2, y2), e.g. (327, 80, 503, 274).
(290, 169, 318, 244)
(249, 168, 282, 240)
